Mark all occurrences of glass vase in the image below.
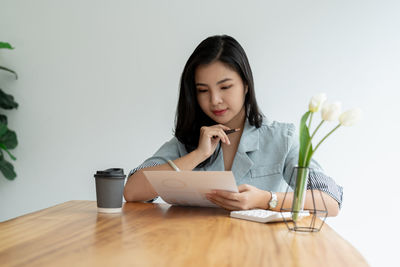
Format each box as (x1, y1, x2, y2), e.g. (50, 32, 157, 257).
(291, 167, 309, 221)
(280, 166, 328, 232)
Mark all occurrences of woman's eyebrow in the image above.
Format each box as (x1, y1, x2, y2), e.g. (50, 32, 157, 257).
(216, 78, 232, 85)
(195, 78, 233, 87)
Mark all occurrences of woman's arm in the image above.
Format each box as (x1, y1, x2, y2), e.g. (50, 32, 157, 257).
(125, 124, 232, 202)
(206, 185, 340, 217)
(124, 149, 207, 202)
(272, 190, 339, 216)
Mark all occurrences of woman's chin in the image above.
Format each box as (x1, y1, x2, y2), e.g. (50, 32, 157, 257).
(211, 116, 230, 125)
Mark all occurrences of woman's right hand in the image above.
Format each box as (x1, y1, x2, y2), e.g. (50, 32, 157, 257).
(196, 124, 232, 159)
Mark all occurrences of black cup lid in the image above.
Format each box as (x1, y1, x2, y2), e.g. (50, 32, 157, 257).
(94, 168, 126, 179)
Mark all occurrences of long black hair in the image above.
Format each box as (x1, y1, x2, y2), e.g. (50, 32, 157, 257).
(175, 35, 263, 167)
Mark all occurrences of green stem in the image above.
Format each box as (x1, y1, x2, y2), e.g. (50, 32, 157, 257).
(311, 120, 324, 139)
(302, 120, 324, 167)
(312, 124, 341, 156)
(308, 113, 313, 130)
(292, 167, 309, 221)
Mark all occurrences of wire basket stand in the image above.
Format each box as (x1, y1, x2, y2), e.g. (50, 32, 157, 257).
(280, 167, 328, 232)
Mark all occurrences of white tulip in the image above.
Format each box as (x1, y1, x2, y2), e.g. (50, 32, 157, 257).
(339, 108, 362, 126)
(308, 93, 327, 113)
(321, 102, 342, 121)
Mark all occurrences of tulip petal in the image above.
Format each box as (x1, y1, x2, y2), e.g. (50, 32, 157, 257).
(321, 102, 341, 121)
(308, 93, 327, 113)
(339, 108, 362, 126)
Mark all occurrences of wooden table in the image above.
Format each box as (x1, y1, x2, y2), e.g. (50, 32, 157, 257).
(0, 201, 368, 267)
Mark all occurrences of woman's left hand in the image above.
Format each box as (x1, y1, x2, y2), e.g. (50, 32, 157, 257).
(205, 184, 269, 211)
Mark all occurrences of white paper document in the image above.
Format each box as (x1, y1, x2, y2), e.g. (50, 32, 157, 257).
(143, 171, 238, 207)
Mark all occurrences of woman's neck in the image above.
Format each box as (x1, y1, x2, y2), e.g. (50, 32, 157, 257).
(225, 107, 246, 130)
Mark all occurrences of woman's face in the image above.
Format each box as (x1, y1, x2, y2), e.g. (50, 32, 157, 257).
(195, 61, 248, 128)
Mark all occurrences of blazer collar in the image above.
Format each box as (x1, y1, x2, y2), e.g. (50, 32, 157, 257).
(237, 119, 259, 153)
(231, 119, 259, 180)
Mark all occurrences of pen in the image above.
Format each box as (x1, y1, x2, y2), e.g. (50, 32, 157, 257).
(212, 128, 240, 139)
(224, 128, 240, 135)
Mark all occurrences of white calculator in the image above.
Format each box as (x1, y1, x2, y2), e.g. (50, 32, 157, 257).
(230, 209, 307, 223)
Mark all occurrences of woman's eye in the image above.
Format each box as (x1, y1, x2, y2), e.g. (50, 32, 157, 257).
(221, 85, 232, 90)
(197, 89, 208, 93)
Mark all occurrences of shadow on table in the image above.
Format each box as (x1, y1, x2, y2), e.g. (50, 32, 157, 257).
(163, 205, 229, 219)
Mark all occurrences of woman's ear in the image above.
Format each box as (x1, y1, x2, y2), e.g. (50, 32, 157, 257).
(245, 85, 248, 94)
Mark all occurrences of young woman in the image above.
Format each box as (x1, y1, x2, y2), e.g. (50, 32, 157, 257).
(124, 35, 342, 215)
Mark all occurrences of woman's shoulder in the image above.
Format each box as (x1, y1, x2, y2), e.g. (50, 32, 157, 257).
(163, 136, 181, 146)
(160, 136, 186, 149)
(160, 136, 188, 156)
(258, 117, 296, 137)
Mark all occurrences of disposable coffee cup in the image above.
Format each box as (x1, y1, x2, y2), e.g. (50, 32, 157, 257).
(94, 168, 126, 213)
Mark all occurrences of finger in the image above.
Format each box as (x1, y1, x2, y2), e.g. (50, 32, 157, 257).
(210, 125, 231, 143)
(207, 193, 241, 208)
(206, 195, 239, 211)
(237, 184, 252, 193)
(212, 124, 231, 141)
(209, 129, 229, 144)
(207, 129, 222, 138)
(218, 124, 231, 131)
(201, 127, 221, 140)
(222, 129, 231, 145)
(209, 124, 230, 131)
(211, 200, 238, 211)
(219, 128, 230, 145)
(213, 190, 239, 201)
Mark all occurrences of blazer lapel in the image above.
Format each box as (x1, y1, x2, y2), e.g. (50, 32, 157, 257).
(231, 120, 259, 180)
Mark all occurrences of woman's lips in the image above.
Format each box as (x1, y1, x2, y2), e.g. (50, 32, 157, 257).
(212, 109, 227, 116)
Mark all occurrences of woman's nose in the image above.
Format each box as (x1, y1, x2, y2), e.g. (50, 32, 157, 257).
(210, 91, 223, 105)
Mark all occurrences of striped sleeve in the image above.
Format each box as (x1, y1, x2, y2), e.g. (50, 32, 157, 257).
(127, 137, 183, 203)
(128, 154, 177, 178)
(127, 159, 168, 203)
(128, 161, 163, 178)
(128, 136, 182, 179)
(307, 170, 343, 209)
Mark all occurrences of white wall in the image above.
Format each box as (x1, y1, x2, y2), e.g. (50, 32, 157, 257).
(1, 1, 399, 266)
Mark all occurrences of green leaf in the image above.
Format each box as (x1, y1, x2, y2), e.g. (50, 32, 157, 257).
(0, 66, 18, 79)
(0, 88, 18, 110)
(0, 42, 13, 49)
(0, 114, 7, 125)
(0, 143, 16, 160)
(298, 111, 311, 167)
(0, 154, 16, 180)
(0, 129, 18, 149)
(0, 121, 7, 137)
(304, 144, 314, 167)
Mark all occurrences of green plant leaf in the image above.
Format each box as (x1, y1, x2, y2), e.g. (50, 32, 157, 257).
(0, 88, 18, 110)
(304, 143, 314, 167)
(0, 121, 7, 137)
(0, 143, 16, 160)
(0, 153, 16, 180)
(298, 111, 311, 167)
(0, 66, 18, 79)
(0, 42, 13, 49)
(0, 129, 17, 149)
(0, 114, 7, 125)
